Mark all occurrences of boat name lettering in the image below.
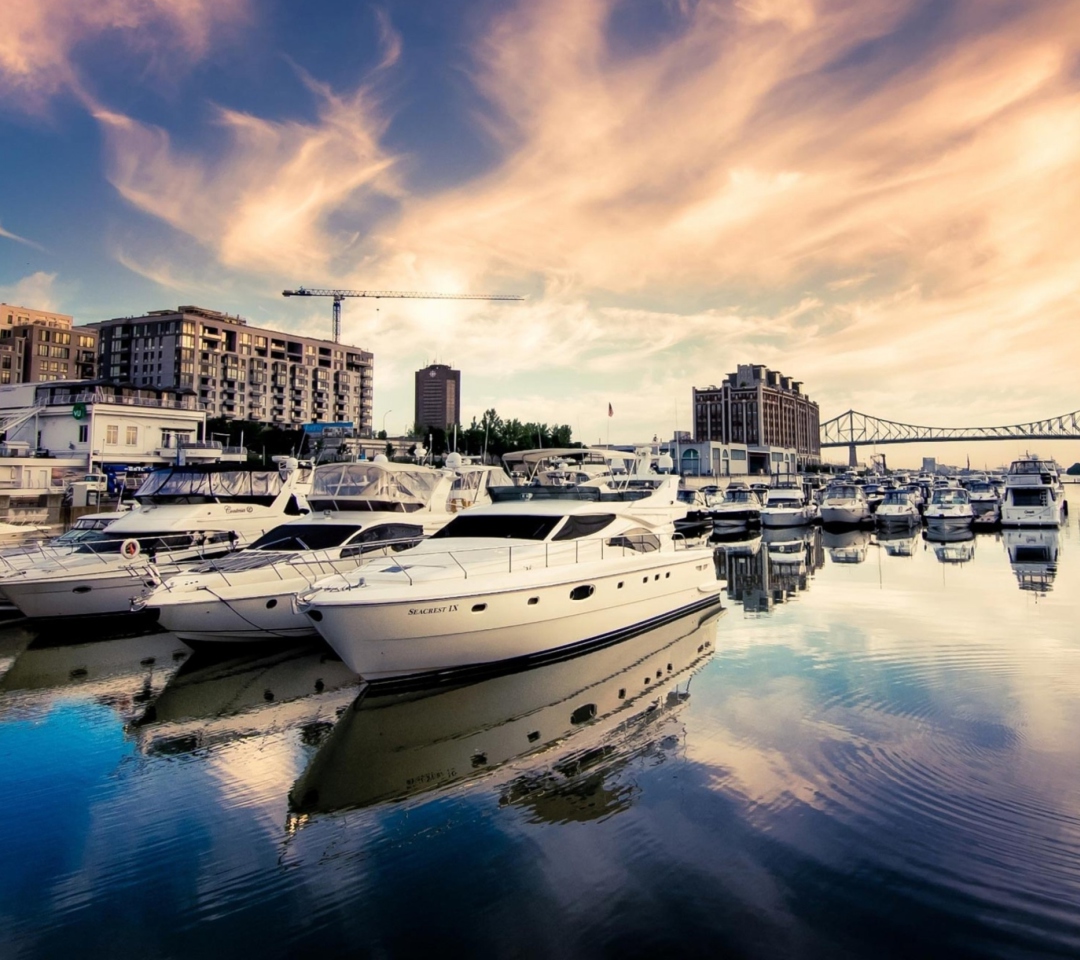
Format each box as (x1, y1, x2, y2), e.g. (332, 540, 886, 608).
(408, 604, 459, 616)
(225, 506, 254, 514)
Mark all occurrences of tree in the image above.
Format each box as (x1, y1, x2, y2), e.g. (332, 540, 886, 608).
(1067, 462, 1080, 475)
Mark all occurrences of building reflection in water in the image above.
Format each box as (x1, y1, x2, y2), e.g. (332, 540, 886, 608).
(287, 606, 722, 826)
(923, 526, 976, 565)
(1003, 528, 1060, 595)
(713, 527, 824, 613)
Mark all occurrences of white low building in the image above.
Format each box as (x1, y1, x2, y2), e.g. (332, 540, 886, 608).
(0, 381, 239, 501)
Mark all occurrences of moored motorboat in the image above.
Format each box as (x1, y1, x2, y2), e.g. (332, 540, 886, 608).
(710, 482, 763, 530)
(1000, 456, 1067, 527)
(819, 483, 871, 526)
(144, 461, 462, 644)
(923, 486, 975, 528)
(875, 488, 921, 528)
(760, 485, 818, 527)
(0, 461, 309, 622)
(298, 500, 722, 682)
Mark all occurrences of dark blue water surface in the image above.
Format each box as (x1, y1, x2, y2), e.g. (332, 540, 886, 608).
(1, 524, 1078, 959)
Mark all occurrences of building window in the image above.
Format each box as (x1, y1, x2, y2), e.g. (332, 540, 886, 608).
(78, 425, 88, 443)
(126, 426, 138, 445)
(106, 425, 118, 444)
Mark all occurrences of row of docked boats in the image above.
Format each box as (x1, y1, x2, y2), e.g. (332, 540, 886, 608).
(0, 449, 723, 683)
(703, 455, 1068, 533)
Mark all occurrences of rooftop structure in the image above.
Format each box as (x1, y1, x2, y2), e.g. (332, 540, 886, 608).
(1, 303, 73, 330)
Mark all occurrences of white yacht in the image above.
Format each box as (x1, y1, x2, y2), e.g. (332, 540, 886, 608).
(760, 485, 818, 527)
(819, 484, 871, 525)
(1000, 456, 1067, 527)
(144, 461, 464, 644)
(710, 483, 763, 530)
(923, 486, 975, 528)
(298, 500, 722, 681)
(0, 461, 309, 622)
(874, 488, 921, 527)
(962, 477, 1000, 516)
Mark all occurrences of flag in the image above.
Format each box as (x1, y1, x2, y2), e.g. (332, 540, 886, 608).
(608, 403, 613, 417)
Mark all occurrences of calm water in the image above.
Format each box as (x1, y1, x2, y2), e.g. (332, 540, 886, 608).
(1, 523, 1078, 959)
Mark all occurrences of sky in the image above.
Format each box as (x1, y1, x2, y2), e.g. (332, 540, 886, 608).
(1, 0, 1079, 468)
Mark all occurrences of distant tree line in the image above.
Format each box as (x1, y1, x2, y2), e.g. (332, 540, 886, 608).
(412, 409, 576, 459)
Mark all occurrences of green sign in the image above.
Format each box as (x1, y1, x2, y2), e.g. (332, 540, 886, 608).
(72, 403, 87, 421)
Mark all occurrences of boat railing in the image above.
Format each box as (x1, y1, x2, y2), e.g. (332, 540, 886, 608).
(299, 532, 698, 592)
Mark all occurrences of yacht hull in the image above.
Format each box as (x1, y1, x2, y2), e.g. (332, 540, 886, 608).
(1000, 504, 1064, 527)
(1, 568, 160, 620)
(306, 552, 721, 680)
(820, 505, 869, 525)
(152, 583, 317, 643)
(760, 508, 816, 527)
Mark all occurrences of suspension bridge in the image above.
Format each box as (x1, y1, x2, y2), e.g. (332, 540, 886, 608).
(821, 409, 1080, 466)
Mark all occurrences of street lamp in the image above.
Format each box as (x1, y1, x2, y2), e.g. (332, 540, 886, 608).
(381, 410, 392, 436)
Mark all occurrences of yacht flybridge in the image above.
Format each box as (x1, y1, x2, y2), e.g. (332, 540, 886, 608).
(144, 461, 466, 643)
(297, 499, 722, 682)
(0, 461, 309, 621)
(1000, 456, 1067, 527)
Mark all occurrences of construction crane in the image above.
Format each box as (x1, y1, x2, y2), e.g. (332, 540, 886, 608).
(282, 287, 525, 343)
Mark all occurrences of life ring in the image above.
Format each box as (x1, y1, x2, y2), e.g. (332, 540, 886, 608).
(120, 538, 141, 559)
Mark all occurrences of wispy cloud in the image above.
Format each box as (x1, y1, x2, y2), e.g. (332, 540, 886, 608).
(0, 219, 43, 251)
(0, 271, 59, 311)
(0, 0, 248, 112)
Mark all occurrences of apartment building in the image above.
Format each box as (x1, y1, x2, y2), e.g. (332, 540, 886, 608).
(89, 305, 374, 432)
(0, 302, 98, 383)
(414, 363, 461, 431)
(692, 364, 821, 472)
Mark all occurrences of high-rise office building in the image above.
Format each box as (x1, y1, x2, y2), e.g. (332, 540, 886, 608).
(89, 305, 374, 431)
(414, 363, 461, 431)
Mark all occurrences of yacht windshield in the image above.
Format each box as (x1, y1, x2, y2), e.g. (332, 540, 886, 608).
(135, 468, 283, 505)
(1010, 460, 1056, 475)
(883, 491, 912, 505)
(828, 486, 860, 499)
(309, 463, 440, 512)
(725, 490, 756, 503)
(932, 490, 969, 505)
(249, 524, 362, 551)
(430, 514, 563, 540)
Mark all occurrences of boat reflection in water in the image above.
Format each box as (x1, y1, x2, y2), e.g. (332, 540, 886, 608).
(823, 528, 871, 565)
(133, 643, 361, 756)
(708, 527, 822, 614)
(1003, 528, 1060, 595)
(0, 631, 190, 722)
(924, 525, 977, 565)
(875, 528, 920, 558)
(287, 606, 722, 824)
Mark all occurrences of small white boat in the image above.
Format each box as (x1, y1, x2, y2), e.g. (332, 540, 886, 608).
(1000, 456, 1067, 527)
(923, 486, 975, 528)
(820, 484, 871, 525)
(875, 488, 921, 527)
(760, 485, 818, 527)
(711, 483, 763, 529)
(298, 500, 722, 681)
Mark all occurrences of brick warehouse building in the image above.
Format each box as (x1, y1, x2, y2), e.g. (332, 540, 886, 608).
(692, 364, 820, 472)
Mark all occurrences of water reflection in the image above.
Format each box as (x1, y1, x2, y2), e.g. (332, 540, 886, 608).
(288, 607, 722, 823)
(133, 644, 360, 756)
(822, 528, 871, 564)
(875, 528, 920, 557)
(924, 525, 977, 565)
(0, 632, 190, 722)
(714, 527, 824, 612)
(1003, 527, 1060, 595)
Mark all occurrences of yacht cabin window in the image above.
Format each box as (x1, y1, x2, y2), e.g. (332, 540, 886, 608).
(431, 514, 563, 541)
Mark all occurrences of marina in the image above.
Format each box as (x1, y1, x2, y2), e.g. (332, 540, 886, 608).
(0, 475, 1077, 956)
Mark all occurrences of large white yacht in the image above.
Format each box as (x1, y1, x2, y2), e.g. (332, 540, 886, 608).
(143, 460, 469, 643)
(819, 483, 871, 525)
(1000, 456, 1067, 527)
(759, 485, 818, 527)
(298, 500, 722, 681)
(0, 461, 309, 621)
